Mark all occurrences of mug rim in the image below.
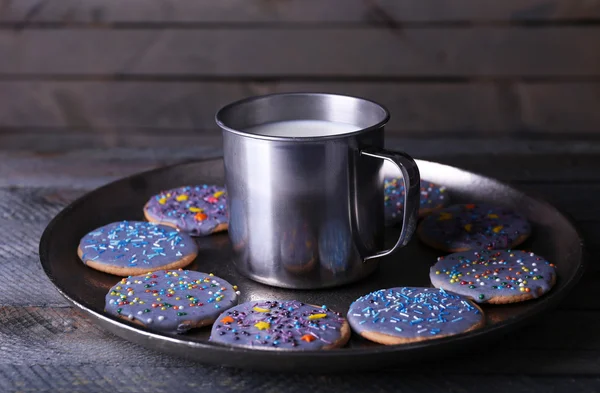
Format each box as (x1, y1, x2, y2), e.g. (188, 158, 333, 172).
(215, 92, 390, 142)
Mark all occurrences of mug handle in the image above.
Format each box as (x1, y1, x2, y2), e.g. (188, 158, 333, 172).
(358, 147, 420, 262)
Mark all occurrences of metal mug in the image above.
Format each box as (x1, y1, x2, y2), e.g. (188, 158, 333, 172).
(216, 93, 420, 289)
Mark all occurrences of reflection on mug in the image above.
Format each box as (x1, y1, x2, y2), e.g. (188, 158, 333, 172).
(280, 219, 317, 274)
(228, 198, 248, 252)
(318, 219, 351, 275)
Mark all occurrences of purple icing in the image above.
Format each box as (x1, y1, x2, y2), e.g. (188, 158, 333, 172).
(105, 270, 239, 334)
(430, 249, 556, 303)
(347, 287, 483, 340)
(418, 204, 531, 251)
(144, 185, 228, 236)
(385, 178, 449, 225)
(209, 300, 348, 350)
(79, 221, 198, 269)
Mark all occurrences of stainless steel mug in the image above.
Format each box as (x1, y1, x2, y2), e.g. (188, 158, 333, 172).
(216, 93, 420, 289)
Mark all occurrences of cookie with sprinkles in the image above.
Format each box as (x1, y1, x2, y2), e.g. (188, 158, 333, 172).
(78, 221, 198, 276)
(385, 178, 449, 225)
(209, 300, 350, 350)
(144, 185, 228, 237)
(430, 249, 557, 304)
(105, 270, 239, 334)
(417, 203, 531, 252)
(347, 287, 484, 345)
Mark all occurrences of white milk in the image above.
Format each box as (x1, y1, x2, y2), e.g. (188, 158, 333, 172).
(245, 120, 361, 137)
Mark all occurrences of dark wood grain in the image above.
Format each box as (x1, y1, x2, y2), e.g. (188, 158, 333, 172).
(0, 28, 598, 76)
(4, 143, 600, 187)
(1, 82, 599, 132)
(0, 81, 513, 131)
(2, 0, 599, 23)
(2, 365, 600, 393)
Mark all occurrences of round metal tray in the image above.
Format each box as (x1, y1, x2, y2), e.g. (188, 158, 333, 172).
(39, 158, 586, 372)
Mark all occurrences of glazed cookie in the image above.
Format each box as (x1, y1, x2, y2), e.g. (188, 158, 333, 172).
(417, 204, 531, 252)
(430, 249, 557, 304)
(347, 287, 484, 345)
(105, 270, 239, 334)
(385, 178, 449, 225)
(144, 185, 228, 236)
(210, 300, 350, 350)
(78, 221, 198, 276)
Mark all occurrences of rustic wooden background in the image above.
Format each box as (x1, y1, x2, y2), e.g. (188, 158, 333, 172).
(1, 0, 599, 154)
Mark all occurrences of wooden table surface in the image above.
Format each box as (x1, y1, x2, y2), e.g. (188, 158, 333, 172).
(1, 139, 600, 392)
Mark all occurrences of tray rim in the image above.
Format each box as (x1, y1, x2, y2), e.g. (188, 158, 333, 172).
(38, 157, 589, 371)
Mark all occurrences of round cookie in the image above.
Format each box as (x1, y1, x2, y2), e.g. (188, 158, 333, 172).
(347, 287, 484, 345)
(105, 270, 239, 334)
(78, 221, 198, 276)
(144, 185, 228, 237)
(417, 204, 531, 252)
(430, 249, 557, 304)
(209, 300, 350, 350)
(385, 178, 449, 225)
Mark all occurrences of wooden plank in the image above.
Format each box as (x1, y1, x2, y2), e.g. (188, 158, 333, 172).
(1, 306, 600, 375)
(9, 133, 600, 156)
(1, 0, 599, 23)
(0, 28, 598, 76)
(0, 81, 512, 132)
(1, 81, 599, 132)
(1, 365, 600, 393)
(518, 82, 600, 133)
(4, 147, 600, 188)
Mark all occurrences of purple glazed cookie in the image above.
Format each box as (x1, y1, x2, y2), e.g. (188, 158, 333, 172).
(347, 287, 484, 345)
(78, 221, 198, 276)
(430, 249, 557, 304)
(209, 300, 350, 350)
(417, 204, 531, 252)
(105, 270, 239, 334)
(144, 185, 228, 237)
(385, 178, 449, 225)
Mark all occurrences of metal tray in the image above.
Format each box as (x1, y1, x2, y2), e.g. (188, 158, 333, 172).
(39, 158, 586, 373)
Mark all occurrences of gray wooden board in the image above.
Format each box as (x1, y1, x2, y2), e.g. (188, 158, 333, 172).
(3, 144, 600, 187)
(1, 82, 598, 133)
(2, 0, 600, 23)
(0, 28, 599, 76)
(0, 81, 510, 132)
(1, 366, 600, 393)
